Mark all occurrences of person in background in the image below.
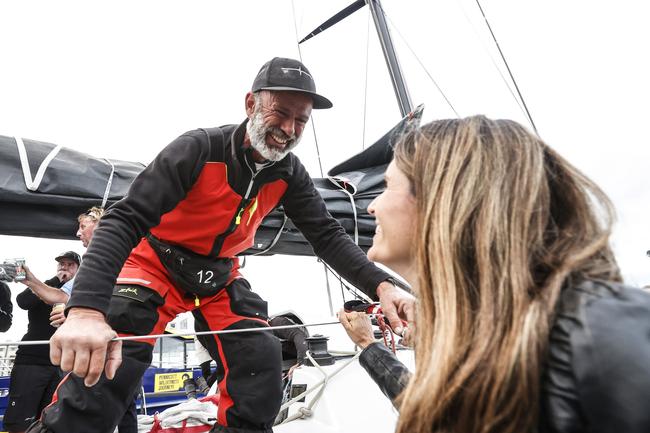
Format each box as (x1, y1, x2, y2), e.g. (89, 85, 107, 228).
(193, 335, 215, 394)
(53, 206, 105, 319)
(0, 281, 13, 332)
(3, 252, 79, 433)
(17, 252, 79, 307)
(340, 116, 650, 433)
(56, 207, 143, 433)
(76, 206, 104, 248)
(269, 315, 308, 373)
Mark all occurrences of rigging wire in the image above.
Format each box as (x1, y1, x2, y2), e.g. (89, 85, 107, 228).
(324, 266, 335, 316)
(362, 6, 371, 149)
(291, 0, 325, 177)
(376, 2, 460, 118)
(455, 0, 527, 117)
(292, 0, 337, 313)
(318, 259, 373, 302)
(473, 0, 539, 135)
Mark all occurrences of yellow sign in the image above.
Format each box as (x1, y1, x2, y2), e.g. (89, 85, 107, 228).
(154, 371, 192, 393)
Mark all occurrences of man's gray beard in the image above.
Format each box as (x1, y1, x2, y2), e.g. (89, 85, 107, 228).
(246, 110, 301, 162)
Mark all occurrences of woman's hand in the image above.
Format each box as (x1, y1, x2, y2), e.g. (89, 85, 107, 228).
(338, 310, 375, 349)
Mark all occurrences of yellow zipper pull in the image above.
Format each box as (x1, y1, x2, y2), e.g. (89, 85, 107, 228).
(235, 208, 244, 225)
(194, 295, 200, 307)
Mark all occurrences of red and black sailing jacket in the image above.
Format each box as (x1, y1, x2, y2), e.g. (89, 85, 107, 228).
(68, 121, 389, 315)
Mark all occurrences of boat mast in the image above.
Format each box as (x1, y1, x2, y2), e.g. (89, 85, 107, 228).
(298, 0, 414, 117)
(366, 0, 413, 117)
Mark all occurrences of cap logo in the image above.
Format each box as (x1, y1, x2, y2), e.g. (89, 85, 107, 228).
(280, 67, 313, 80)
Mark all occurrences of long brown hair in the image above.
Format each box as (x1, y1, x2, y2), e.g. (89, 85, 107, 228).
(393, 116, 620, 433)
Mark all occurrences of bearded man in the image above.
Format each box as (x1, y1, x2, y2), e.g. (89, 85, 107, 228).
(31, 57, 414, 433)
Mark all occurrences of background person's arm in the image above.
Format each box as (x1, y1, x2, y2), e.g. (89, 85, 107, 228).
(19, 265, 69, 305)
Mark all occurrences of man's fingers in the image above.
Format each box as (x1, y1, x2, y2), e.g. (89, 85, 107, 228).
(50, 311, 65, 326)
(72, 350, 91, 379)
(400, 299, 416, 324)
(85, 346, 108, 387)
(337, 310, 351, 328)
(406, 305, 415, 324)
(104, 340, 123, 380)
(50, 336, 63, 367)
(382, 303, 404, 335)
(59, 345, 76, 372)
(47, 308, 118, 387)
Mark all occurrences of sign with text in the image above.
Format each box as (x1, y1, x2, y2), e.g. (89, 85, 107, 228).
(154, 371, 192, 393)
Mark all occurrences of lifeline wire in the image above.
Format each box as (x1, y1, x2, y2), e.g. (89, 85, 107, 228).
(0, 320, 342, 347)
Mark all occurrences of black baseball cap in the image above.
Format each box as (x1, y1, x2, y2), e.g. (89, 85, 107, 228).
(252, 57, 333, 109)
(55, 251, 81, 266)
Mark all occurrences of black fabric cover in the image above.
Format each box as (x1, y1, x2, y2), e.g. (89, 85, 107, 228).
(0, 135, 144, 240)
(0, 108, 421, 256)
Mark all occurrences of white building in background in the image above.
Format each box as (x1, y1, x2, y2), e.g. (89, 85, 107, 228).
(154, 312, 197, 370)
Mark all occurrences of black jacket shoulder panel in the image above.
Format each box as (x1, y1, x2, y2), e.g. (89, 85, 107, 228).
(541, 281, 650, 432)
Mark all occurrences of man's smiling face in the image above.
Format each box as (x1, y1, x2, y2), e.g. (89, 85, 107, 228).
(245, 90, 313, 162)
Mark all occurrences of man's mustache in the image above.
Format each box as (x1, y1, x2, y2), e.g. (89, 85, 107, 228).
(266, 126, 296, 145)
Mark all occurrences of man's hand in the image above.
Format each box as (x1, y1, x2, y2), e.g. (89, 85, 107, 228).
(21, 264, 36, 284)
(50, 307, 122, 387)
(50, 308, 66, 328)
(338, 310, 375, 349)
(57, 270, 72, 284)
(3, 263, 34, 285)
(376, 280, 415, 335)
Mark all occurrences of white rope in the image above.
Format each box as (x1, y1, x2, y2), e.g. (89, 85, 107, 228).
(14, 136, 63, 191)
(327, 176, 359, 244)
(279, 349, 363, 424)
(100, 158, 116, 208)
(250, 214, 288, 256)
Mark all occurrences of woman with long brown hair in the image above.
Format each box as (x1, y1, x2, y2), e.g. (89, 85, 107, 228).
(340, 115, 650, 432)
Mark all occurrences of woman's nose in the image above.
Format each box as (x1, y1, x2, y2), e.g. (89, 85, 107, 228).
(367, 197, 377, 215)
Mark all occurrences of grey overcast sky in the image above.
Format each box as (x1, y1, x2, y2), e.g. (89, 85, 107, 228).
(1, 0, 648, 342)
